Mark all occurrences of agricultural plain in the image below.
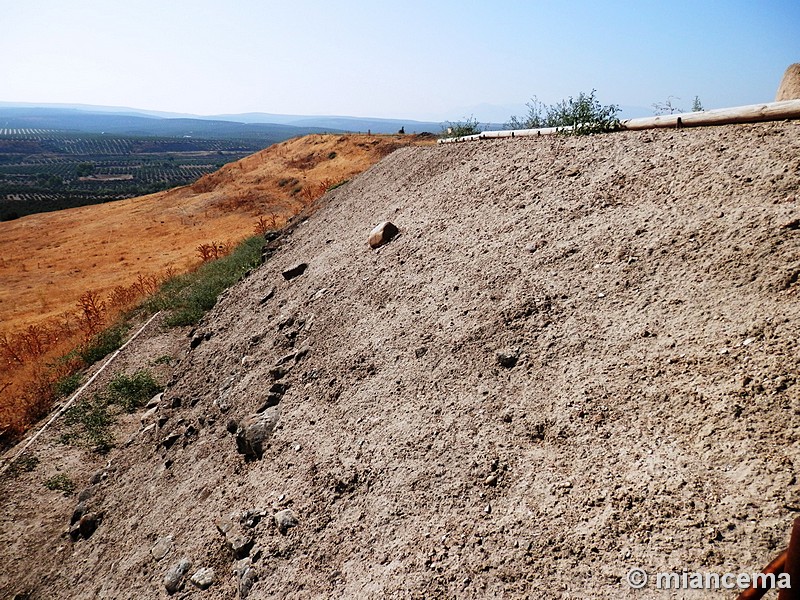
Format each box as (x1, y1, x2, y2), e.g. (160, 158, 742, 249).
(0, 129, 271, 219)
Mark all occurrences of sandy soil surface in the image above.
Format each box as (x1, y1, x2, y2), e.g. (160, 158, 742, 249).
(1, 121, 798, 599)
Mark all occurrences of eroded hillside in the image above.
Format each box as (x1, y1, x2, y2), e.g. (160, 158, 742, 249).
(1, 122, 799, 599)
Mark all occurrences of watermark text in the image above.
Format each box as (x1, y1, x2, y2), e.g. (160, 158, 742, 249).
(626, 567, 790, 591)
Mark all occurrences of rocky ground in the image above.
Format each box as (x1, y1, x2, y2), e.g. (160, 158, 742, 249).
(1, 121, 799, 599)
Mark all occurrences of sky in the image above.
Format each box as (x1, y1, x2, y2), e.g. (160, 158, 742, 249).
(2, 0, 798, 122)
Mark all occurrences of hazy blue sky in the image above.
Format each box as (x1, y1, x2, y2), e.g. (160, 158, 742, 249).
(2, 0, 798, 121)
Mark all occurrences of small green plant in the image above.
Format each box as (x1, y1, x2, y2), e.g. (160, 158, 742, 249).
(152, 354, 173, 365)
(652, 96, 683, 115)
(59, 371, 159, 451)
(691, 96, 704, 112)
(327, 151, 337, 160)
(78, 324, 126, 365)
(44, 473, 75, 495)
(54, 372, 83, 398)
(507, 90, 620, 134)
(63, 395, 115, 453)
(107, 371, 162, 413)
(442, 115, 482, 138)
(146, 235, 264, 326)
(506, 96, 548, 130)
(4, 453, 39, 479)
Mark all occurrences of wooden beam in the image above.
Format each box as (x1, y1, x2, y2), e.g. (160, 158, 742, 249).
(619, 99, 800, 130)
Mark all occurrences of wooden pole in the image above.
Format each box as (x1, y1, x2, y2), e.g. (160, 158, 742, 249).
(737, 549, 788, 600)
(778, 517, 800, 600)
(619, 99, 800, 130)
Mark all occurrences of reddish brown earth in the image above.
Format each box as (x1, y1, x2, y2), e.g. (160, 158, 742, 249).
(1, 121, 799, 599)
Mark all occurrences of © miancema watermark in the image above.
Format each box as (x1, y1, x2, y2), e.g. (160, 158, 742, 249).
(626, 567, 791, 591)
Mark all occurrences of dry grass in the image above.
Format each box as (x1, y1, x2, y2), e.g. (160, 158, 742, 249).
(0, 133, 432, 439)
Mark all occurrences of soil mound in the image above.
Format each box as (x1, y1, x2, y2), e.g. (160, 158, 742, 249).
(776, 63, 800, 101)
(1, 121, 799, 599)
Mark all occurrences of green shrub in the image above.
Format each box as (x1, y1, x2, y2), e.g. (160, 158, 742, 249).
(652, 95, 682, 115)
(146, 235, 264, 327)
(54, 372, 83, 398)
(60, 371, 159, 450)
(442, 116, 482, 138)
(44, 473, 75, 495)
(63, 395, 115, 453)
(4, 453, 39, 479)
(107, 371, 162, 413)
(78, 324, 126, 364)
(507, 90, 620, 134)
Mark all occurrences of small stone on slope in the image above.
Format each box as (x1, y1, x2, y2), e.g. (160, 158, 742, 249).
(190, 567, 215, 590)
(368, 221, 399, 249)
(164, 557, 192, 595)
(151, 535, 173, 561)
(274, 508, 298, 534)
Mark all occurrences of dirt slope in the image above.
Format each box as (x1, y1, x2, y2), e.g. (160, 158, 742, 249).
(1, 122, 799, 599)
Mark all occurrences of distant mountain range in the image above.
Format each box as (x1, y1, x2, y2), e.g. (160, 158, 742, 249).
(0, 101, 655, 140)
(0, 102, 449, 137)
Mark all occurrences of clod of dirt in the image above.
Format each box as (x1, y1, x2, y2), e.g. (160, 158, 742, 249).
(215, 516, 235, 536)
(216, 514, 255, 558)
(77, 512, 100, 539)
(495, 347, 520, 368)
(235, 558, 257, 598)
(368, 221, 399, 248)
(261, 240, 282, 264)
(190, 567, 215, 590)
(189, 333, 204, 349)
(281, 262, 308, 280)
(227, 532, 254, 559)
(151, 536, 173, 561)
(258, 288, 275, 304)
(146, 393, 162, 409)
(76, 485, 96, 502)
(274, 508, 298, 534)
(256, 383, 287, 413)
(235, 408, 280, 460)
(70, 502, 86, 525)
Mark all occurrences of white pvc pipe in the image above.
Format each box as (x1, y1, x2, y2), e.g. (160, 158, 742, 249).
(0, 311, 162, 475)
(438, 99, 800, 143)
